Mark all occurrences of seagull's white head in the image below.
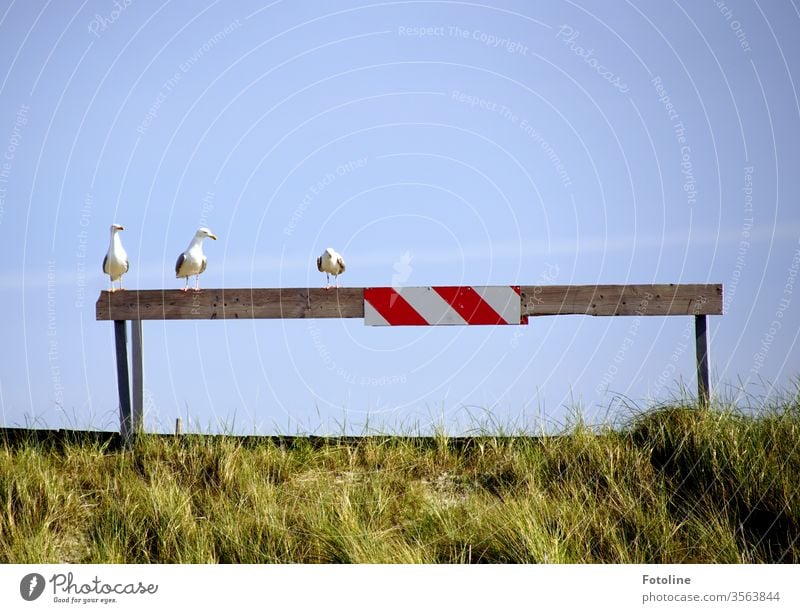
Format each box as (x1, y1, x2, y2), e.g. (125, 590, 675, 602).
(325, 247, 336, 256)
(196, 227, 218, 240)
(110, 223, 124, 233)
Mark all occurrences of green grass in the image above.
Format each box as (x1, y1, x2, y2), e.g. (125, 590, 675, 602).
(1, 398, 798, 563)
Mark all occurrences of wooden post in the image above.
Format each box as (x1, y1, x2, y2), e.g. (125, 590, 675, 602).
(113, 320, 132, 445)
(175, 418, 183, 436)
(131, 319, 144, 435)
(695, 315, 710, 406)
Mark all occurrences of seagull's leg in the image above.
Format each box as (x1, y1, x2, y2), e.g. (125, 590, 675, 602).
(182, 277, 189, 292)
(109, 276, 114, 293)
(195, 275, 200, 292)
(324, 272, 331, 290)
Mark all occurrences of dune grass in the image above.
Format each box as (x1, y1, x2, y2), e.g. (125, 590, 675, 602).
(1, 398, 798, 563)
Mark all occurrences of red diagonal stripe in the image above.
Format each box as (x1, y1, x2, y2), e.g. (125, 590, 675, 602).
(432, 286, 506, 324)
(364, 287, 428, 325)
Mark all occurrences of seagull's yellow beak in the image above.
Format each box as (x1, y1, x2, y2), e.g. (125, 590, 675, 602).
(118, 226, 124, 231)
(209, 233, 217, 240)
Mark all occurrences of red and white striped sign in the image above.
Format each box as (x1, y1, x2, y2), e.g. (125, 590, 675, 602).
(364, 286, 526, 326)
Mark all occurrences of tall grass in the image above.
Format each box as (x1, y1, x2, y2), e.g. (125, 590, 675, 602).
(1, 398, 798, 563)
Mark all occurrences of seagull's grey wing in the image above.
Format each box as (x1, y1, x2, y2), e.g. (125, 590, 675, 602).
(102, 254, 109, 275)
(316, 256, 323, 272)
(123, 257, 129, 273)
(199, 256, 207, 274)
(336, 256, 346, 274)
(175, 253, 186, 277)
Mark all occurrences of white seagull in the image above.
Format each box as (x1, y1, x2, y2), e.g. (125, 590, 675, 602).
(317, 247, 346, 289)
(102, 223, 129, 292)
(175, 227, 217, 291)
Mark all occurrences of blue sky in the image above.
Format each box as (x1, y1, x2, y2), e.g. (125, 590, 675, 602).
(0, 0, 798, 434)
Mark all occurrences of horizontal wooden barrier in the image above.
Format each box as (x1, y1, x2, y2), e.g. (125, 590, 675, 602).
(96, 284, 723, 321)
(519, 284, 722, 317)
(97, 283, 722, 444)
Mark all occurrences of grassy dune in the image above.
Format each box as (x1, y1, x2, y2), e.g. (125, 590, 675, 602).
(1, 400, 798, 563)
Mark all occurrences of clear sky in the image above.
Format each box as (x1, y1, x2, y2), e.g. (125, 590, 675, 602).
(0, 1, 798, 434)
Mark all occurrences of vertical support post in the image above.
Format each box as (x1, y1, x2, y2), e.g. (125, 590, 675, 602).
(175, 418, 183, 436)
(131, 319, 144, 436)
(113, 320, 132, 445)
(695, 315, 710, 406)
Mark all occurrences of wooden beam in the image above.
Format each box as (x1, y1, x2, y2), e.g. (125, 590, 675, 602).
(113, 321, 132, 445)
(96, 284, 722, 321)
(97, 288, 364, 321)
(519, 284, 722, 316)
(695, 315, 711, 405)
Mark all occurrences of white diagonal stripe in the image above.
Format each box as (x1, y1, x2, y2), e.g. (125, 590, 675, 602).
(364, 300, 391, 326)
(397, 287, 467, 325)
(474, 286, 522, 324)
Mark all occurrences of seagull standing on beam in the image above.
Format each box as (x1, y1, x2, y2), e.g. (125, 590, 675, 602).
(317, 247, 346, 289)
(175, 227, 217, 291)
(102, 223, 128, 292)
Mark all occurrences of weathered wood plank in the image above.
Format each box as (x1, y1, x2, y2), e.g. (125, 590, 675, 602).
(96, 284, 723, 320)
(519, 284, 722, 316)
(96, 288, 365, 320)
